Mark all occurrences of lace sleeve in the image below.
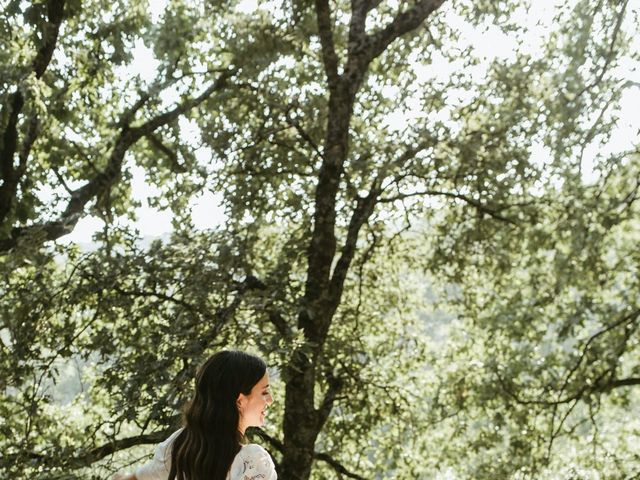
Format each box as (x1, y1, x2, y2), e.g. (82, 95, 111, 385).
(229, 444, 277, 480)
(134, 429, 181, 480)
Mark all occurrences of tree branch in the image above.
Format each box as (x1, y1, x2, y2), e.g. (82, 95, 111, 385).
(0, 69, 235, 254)
(379, 188, 518, 225)
(316, 369, 344, 428)
(575, 0, 629, 100)
(603, 377, 640, 390)
(352, 0, 446, 66)
(348, 0, 377, 57)
(0, 428, 175, 470)
(268, 309, 294, 339)
(326, 143, 432, 330)
(0, 0, 66, 225)
(0, 91, 25, 223)
(109, 286, 200, 314)
(496, 309, 640, 407)
(558, 308, 640, 398)
(114, 66, 230, 129)
(254, 430, 366, 480)
(285, 112, 323, 159)
(32, 0, 66, 79)
(314, 0, 340, 90)
(11, 421, 367, 478)
(328, 183, 381, 310)
(146, 132, 187, 173)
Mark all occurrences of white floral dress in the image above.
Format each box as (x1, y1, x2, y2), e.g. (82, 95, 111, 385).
(135, 430, 277, 480)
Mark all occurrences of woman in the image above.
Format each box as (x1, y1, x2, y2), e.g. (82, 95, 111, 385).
(114, 350, 276, 480)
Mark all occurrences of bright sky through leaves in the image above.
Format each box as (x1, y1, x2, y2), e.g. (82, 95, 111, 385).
(62, 0, 639, 244)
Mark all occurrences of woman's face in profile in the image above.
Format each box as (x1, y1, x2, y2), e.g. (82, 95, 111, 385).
(238, 372, 273, 429)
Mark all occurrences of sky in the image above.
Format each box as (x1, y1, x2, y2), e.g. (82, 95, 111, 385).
(61, 0, 639, 245)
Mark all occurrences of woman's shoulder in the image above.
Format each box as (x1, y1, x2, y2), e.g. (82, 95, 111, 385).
(236, 443, 274, 466)
(239, 443, 270, 456)
(134, 429, 182, 480)
(229, 443, 277, 480)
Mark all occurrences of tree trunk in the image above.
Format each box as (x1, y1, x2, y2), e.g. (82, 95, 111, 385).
(279, 74, 358, 478)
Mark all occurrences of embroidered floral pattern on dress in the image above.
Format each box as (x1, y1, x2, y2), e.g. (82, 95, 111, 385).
(134, 430, 277, 480)
(238, 444, 276, 480)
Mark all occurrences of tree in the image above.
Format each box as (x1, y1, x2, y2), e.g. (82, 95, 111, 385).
(1, 0, 638, 478)
(420, 151, 640, 478)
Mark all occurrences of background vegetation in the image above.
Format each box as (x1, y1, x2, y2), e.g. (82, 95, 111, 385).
(1, 0, 638, 478)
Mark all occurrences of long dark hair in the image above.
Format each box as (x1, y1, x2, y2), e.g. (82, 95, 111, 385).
(168, 350, 267, 480)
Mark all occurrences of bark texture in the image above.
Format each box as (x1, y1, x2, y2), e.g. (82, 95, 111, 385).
(279, 1, 447, 478)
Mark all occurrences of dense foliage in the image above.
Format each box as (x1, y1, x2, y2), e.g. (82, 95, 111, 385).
(1, 0, 638, 478)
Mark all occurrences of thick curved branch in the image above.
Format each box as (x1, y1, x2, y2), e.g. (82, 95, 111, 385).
(341, 0, 447, 102)
(32, 0, 66, 78)
(0, 0, 66, 225)
(379, 188, 519, 225)
(0, 69, 234, 254)
(348, 0, 382, 56)
(604, 377, 640, 390)
(327, 143, 432, 330)
(254, 430, 366, 480)
(313, 451, 367, 480)
(349, 0, 446, 67)
(304, 2, 439, 335)
(0, 429, 176, 470)
(314, 0, 340, 90)
(0, 92, 25, 222)
(14, 421, 366, 479)
(316, 369, 344, 428)
(328, 184, 381, 310)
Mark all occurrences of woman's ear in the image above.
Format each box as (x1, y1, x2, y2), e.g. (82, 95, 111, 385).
(236, 393, 246, 413)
